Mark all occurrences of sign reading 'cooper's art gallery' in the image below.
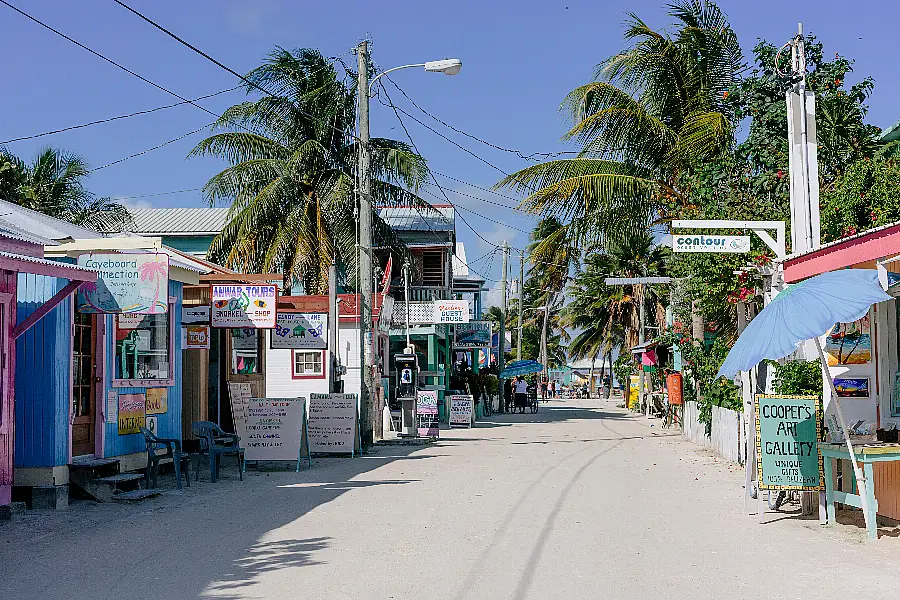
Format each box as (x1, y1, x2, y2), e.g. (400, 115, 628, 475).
(755, 394, 824, 491)
(672, 235, 751, 253)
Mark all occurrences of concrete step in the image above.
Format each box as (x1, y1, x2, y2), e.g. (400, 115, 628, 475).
(95, 473, 144, 485)
(112, 489, 161, 503)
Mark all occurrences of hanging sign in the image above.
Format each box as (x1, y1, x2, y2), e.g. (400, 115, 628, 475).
(416, 390, 440, 438)
(454, 321, 492, 349)
(433, 300, 470, 324)
(77, 253, 169, 314)
(271, 313, 327, 349)
(449, 394, 474, 428)
(755, 394, 824, 490)
(307, 393, 360, 455)
(244, 398, 310, 464)
(145, 388, 168, 414)
(117, 393, 146, 435)
(211, 284, 277, 328)
(672, 235, 751, 253)
(182, 325, 210, 350)
(182, 306, 210, 324)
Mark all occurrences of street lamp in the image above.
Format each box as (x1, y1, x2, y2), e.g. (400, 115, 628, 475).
(356, 41, 462, 444)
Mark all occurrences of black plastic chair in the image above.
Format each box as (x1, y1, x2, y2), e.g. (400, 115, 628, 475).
(139, 426, 190, 490)
(192, 421, 243, 483)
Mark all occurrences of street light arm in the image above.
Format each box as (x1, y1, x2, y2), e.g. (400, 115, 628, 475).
(369, 63, 427, 91)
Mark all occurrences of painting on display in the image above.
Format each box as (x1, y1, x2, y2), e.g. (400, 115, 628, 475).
(77, 253, 169, 314)
(824, 315, 871, 366)
(833, 377, 869, 398)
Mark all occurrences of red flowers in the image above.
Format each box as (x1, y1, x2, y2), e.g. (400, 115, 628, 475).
(776, 170, 784, 179)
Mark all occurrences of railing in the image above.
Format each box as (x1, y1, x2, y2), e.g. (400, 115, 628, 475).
(391, 301, 438, 325)
(396, 286, 451, 301)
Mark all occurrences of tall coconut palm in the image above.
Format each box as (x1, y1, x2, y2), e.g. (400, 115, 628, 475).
(0, 147, 131, 232)
(495, 0, 744, 247)
(189, 47, 430, 293)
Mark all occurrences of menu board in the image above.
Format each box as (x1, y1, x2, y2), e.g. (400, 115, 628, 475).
(755, 394, 824, 490)
(449, 394, 474, 428)
(243, 398, 308, 462)
(227, 382, 252, 445)
(416, 390, 440, 438)
(308, 393, 359, 455)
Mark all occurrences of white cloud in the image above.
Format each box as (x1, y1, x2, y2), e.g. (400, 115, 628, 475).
(483, 280, 506, 310)
(224, 1, 280, 37)
(115, 196, 152, 210)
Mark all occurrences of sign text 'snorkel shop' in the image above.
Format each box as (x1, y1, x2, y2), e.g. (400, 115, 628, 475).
(211, 285, 277, 328)
(672, 235, 751, 253)
(755, 394, 824, 490)
(77, 253, 169, 314)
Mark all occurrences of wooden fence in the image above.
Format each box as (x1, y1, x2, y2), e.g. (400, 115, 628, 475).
(682, 401, 747, 464)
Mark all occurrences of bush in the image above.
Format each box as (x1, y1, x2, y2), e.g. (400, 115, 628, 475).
(769, 360, 823, 396)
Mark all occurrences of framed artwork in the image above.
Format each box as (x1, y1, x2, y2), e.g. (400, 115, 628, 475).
(833, 377, 869, 398)
(825, 315, 871, 366)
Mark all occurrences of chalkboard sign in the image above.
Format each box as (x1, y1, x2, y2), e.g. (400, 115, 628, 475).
(308, 393, 360, 455)
(449, 394, 474, 428)
(416, 390, 440, 438)
(228, 382, 252, 447)
(244, 398, 310, 468)
(755, 394, 824, 490)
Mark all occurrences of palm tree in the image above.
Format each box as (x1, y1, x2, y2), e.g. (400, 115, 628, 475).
(189, 47, 430, 293)
(495, 0, 744, 247)
(0, 147, 131, 232)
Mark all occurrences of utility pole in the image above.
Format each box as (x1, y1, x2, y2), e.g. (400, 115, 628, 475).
(638, 284, 647, 416)
(402, 260, 412, 352)
(517, 250, 524, 361)
(539, 305, 549, 384)
(498, 241, 509, 413)
(356, 40, 374, 445)
(328, 259, 338, 393)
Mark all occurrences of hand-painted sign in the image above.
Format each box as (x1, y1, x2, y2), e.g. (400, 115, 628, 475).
(454, 321, 492, 348)
(118, 393, 146, 435)
(308, 393, 359, 455)
(416, 390, 440, 437)
(228, 382, 252, 446)
(433, 300, 470, 324)
(77, 253, 169, 314)
(243, 398, 309, 462)
(182, 306, 210, 324)
(211, 285, 277, 328)
(755, 394, 824, 490)
(449, 394, 474, 428)
(145, 388, 168, 415)
(672, 235, 751, 253)
(182, 325, 210, 350)
(271, 313, 327, 349)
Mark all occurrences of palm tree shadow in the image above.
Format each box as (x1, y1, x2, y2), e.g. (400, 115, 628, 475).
(206, 537, 330, 597)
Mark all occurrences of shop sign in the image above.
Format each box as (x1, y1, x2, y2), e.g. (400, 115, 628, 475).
(672, 235, 751, 253)
(244, 398, 309, 462)
(271, 313, 327, 349)
(146, 388, 168, 415)
(182, 306, 210, 324)
(118, 393, 146, 435)
(231, 328, 258, 350)
(755, 394, 824, 490)
(454, 321, 492, 348)
(182, 325, 210, 350)
(308, 393, 359, 455)
(433, 300, 470, 324)
(211, 284, 277, 328)
(449, 394, 474, 428)
(77, 253, 169, 314)
(416, 390, 439, 438)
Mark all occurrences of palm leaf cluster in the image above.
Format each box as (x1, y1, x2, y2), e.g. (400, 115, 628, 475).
(190, 47, 431, 293)
(0, 147, 131, 232)
(495, 0, 744, 248)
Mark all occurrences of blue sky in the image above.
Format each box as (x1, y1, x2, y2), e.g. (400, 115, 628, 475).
(1, 0, 896, 305)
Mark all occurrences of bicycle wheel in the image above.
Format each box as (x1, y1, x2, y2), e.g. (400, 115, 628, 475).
(768, 490, 786, 510)
(531, 398, 539, 414)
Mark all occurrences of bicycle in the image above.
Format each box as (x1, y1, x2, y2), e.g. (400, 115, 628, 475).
(530, 395, 539, 414)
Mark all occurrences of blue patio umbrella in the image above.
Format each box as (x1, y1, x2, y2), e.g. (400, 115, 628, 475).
(500, 359, 544, 378)
(716, 268, 891, 533)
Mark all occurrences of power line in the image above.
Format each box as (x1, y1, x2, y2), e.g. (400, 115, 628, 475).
(1, 87, 239, 145)
(114, 187, 203, 200)
(89, 123, 213, 172)
(420, 186, 531, 235)
(432, 170, 525, 204)
(434, 183, 532, 214)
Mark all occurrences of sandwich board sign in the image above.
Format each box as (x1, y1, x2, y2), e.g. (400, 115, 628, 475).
(244, 397, 310, 470)
(307, 393, 360, 456)
(449, 394, 474, 428)
(755, 394, 824, 490)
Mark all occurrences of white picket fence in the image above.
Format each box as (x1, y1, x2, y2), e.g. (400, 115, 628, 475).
(682, 401, 747, 464)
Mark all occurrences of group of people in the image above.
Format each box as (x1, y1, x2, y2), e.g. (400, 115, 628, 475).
(503, 375, 534, 413)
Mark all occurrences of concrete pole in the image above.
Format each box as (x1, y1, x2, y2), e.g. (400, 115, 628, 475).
(403, 260, 412, 352)
(498, 242, 509, 412)
(328, 260, 338, 393)
(638, 285, 647, 416)
(517, 250, 524, 361)
(356, 40, 374, 444)
(540, 305, 549, 384)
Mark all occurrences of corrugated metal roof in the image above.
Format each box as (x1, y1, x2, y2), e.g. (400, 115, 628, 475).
(0, 218, 59, 246)
(0, 251, 95, 273)
(0, 198, 103, 241)
(378, 206, 454, 231)
(128, 208, 231, 235)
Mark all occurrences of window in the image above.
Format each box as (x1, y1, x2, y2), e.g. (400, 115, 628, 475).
(292, 350, 324, 379)
(231, 328, 261, 375)
(421, 250, 445, 287)
(114, 312, 171, 384)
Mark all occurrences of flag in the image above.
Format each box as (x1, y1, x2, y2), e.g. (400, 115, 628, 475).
(381, 256, 393, 295)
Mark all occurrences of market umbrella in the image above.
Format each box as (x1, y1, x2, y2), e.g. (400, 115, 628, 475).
(500, 359, 544, 378)
(717, 269, 891, 531)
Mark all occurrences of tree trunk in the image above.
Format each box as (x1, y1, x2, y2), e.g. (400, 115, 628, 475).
(588, 355, 596, 398)
(691, 299, 704, 346)
(605, 351, 613, 398)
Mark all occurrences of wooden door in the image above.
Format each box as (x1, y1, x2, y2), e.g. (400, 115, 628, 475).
(0, 294, 13, 504)
(72, 312, 96, 457)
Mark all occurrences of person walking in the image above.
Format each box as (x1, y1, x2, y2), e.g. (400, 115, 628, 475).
(504, 377, 513, 413)
(515, 376, 528, 413)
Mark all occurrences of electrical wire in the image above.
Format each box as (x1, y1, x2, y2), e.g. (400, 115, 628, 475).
(1, 87, 239, 145)
(432, 170, 525, 204)
(89, 123, 212, 172)
(419, 186, 531, 235)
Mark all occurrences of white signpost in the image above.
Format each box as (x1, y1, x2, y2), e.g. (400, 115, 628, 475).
(672, 234, 751, 253)
(449, 394, 474, 428)
(433, 300, 470, 324)
(244, 398, 310, 470)
(307, 393, 360, 456)
(271, 313, 327, 349)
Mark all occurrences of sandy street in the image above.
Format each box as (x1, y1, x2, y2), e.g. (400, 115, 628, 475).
(3, 397, 900, 600)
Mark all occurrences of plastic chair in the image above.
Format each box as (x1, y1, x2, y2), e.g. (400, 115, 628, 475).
(139, 426, 190, 490)
(191, 421, 243, 483)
